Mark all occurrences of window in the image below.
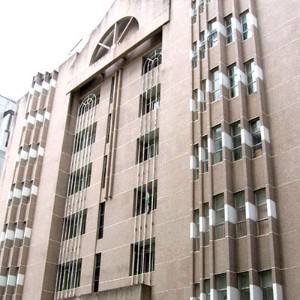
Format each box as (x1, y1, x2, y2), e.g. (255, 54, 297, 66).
(101, 155, 107, 188)
(214, 194, 225, 239)
(203, 278, 210, 300)
(250, 118, 262, 158)
(224, 14, 233, 44)
(216, 273, 227, 300)
(202, 136, 209, 172)
(238, 272, 250, 300)
(199, 31, 206, 59)
(62, 209, 87, 240)
(231, 121, 242, 161)
(200, 80, 207, 111)
(137, 129, 159, 163)
(192, 41, 198, 69)
(228, 64, 238, 98)
(192, 89, 199, 120)
(93, 253, 101, 292)
(134, 180, 157, 216)
(195, 282, 200, 300)
(140, 84, 160, 116)
(260, 270, 273, 300)
(110, 76, 115, 103)
(193, 144, 200, 180)
(211, 68, 220, 101)
(98, 202, 105, 239)
(73, 123, 97, 153)
(240, 11, 251, 40)
(255, 188, 268, 235)
(142, 48, 162, 74)
(191, 0, 197, 24)
(57, 259, 82, 291)
(68, 164, 92, 195)
(194, 209, 200, 251)
(213, 125, 222, 164)
(234, 191, 247, 237)
(131, 239, 155, 275)
(106, 114, 111, 143)
(208, 19, 218, 48)
(245, 59, 257, 94)
(203, 203, 209, 246)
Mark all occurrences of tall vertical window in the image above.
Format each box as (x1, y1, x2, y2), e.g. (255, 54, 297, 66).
(199, 0, 205, 13)
(140, 84, 160, 116)
(208, 19, 218, 48)
(193, 144, 200, 180)
(234, 191, 247, 237)
(110, 76, 115, 103)
(106, 114, 111, 143)
(213, 125, 222, 164)
(101, 155, 107, 188)
(194, 209, 200, 251)
(68, 164, 92, 196)
(211, 68, 220, 101)
(199, 31, 206, 59)
(203, 202, 209, 246)
(260, 270, 273, 300)
(142, 48, 162, 74)
(57, 259, 82, 291)
(231, 121, 242, 161)
(93, 253, 101, 292)
(137, 129, 159, 163)
(224, 14, 233, 44)
(98, 202, 105, 239)
(245, 59, 257, 94)
(131, 239, 155, 275)
(202, 135, 208, 172)
(63, 209, 87, 240)
(250, 118, 262, 158)
(228, 64, 238, 98)
(214, 194, 225, 239)
(216, 273, 227, 300)
(192, 89, 199, 120)
(240, 11, 251, 40)
(238, 272, 250, 300)
(191, 0, 197, 24)
(200, 80, 207, 111)
(195, 282, 200, 300)
(192, 41, 198, 69)
(134, 180, 157, 216)
(255, 188, 268, 235)
(203, 278, 210, 299)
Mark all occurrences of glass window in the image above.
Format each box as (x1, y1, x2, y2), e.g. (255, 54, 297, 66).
(93, 253, 101, 292)
(255, 188, 268, 235)
(208, 19, 218, 48)
(204, 278, 211, 300)
(214, 194, 225, 239)
(192, 89, 199, 120)
(240, 11, 251, 40)
(211, 68, 220, 101)
(68, 164, 92, 196)
(202, 135, 209, 172)
(234, 191, 247, 237)
(192, 0, 197, 24)
(238, 272, 250, 300)
(140, 84, 160, 116)
(213, 125, 222, 164)
(137, 129, 159, 163)
(194, 209, 200, 251)
(192, 41, 198, 68)
(200, 80, 207, 111)
(195, 282, 200, 300)
(216, 273, 227, 300)
(224, 14, 233, 44)
(231, 121, 242, 161)
(228, 64, 238, 98)
(57, 259, 82, 291)
(250, 118, 262, 158)
(62, 209, 87, 240)
(260, 270, 273, 300)
(200, 31, 206, 59)
(194, 144, 200, 180)
(203, 203, 210, 246)
(142, 48, 162, 74)
(98, 202, 105, 239)
(245, 59, 257, 94)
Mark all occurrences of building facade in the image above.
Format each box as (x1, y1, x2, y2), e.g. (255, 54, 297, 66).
(0, 95, 17, 174)
(0, 0, 299, 299)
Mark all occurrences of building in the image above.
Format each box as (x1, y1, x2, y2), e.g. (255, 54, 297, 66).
(0, 95, 17, 174)
(0, 0, 299, 299)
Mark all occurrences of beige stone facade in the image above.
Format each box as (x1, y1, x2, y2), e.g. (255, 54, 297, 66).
(0, 0, 299, 299)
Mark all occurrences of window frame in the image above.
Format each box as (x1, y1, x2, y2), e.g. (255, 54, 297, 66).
(212, 124, 222, 164)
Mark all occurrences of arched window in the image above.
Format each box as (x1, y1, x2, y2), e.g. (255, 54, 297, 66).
(90, 17, 139, 64)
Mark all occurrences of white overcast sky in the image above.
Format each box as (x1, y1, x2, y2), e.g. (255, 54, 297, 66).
(0, 0, 115, 101)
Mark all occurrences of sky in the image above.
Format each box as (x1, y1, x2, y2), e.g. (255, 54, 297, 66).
(0, 0, 115, 101)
